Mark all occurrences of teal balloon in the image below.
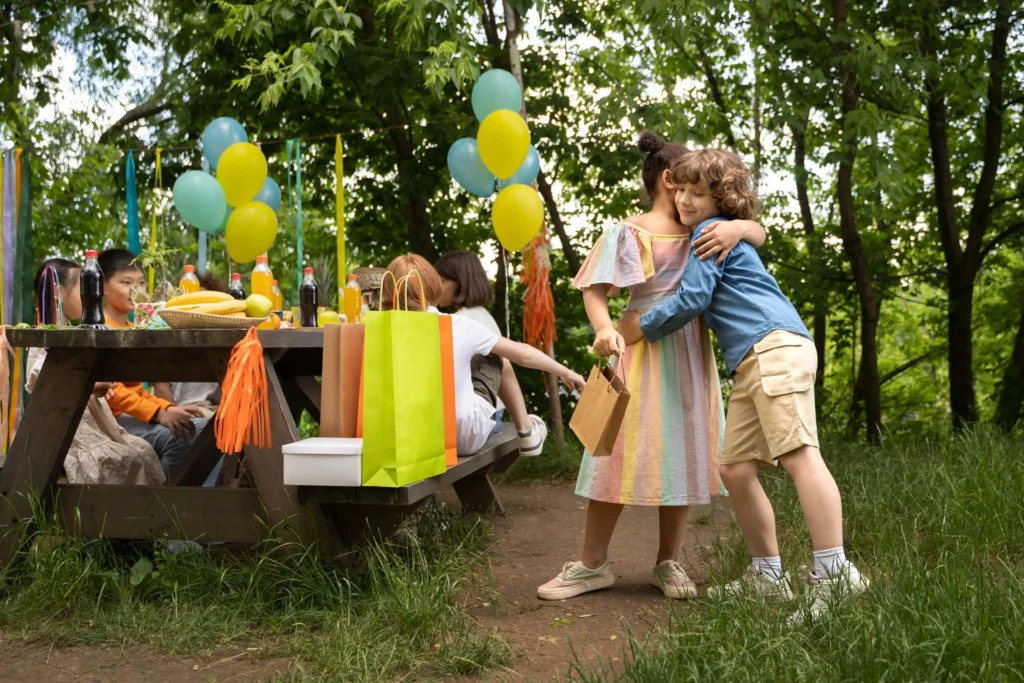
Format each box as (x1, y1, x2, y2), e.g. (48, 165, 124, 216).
(173, 171, 229, 234)
(505, 145, 540, 187)
(203, 117, 247, 169)
(447, 138, 496, 197)
(254, 177, 281, 211)
(471, 69, 523, 121)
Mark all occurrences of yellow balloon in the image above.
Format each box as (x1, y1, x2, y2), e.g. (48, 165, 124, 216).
(477, 110, 530, 180)
(492, 185, 543, 251)
(225, 202, 278, 263)
(217, 142, 268, 207)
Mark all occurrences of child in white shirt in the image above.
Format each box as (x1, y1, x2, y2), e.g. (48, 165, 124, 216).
(385, 255, 585, 456)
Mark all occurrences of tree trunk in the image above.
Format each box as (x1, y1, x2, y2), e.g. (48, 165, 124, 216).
(947, 283, 977, 429)
(536, 168, 580, 274)
(793, 113, 827, 392)
(385, 120, 434, 260)
(492, 246, 508, 335)
(995, 292, 1024, 431)
(832, 0, 882, 443)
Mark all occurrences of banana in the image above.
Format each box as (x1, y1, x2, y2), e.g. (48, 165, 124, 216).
(225, 311, 247, 318)
(191, 300, 247, 315)
(166, 291, 234, 308)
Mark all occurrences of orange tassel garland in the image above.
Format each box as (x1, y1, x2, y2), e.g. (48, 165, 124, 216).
(215, 327, 272, 453)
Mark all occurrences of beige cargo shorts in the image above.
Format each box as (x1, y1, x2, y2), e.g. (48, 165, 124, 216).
(721, 330, 819, 466)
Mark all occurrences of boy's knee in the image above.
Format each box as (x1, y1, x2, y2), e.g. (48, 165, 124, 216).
(777, 445, 821, 475)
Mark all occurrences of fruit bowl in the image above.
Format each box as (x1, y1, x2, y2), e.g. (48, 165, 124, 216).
(158, 309, 268, 330)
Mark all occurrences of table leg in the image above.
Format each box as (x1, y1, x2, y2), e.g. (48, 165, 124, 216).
(452, 467, 505, 515)
(0, 348, 98, 565)
(168, 350, 230, 487)
(243, 354, 339, 556)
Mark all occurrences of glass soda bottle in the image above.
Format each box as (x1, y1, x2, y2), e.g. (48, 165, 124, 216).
(299, 267, 319, 328)
(344, 274, 362, 324)
(250, 255, 274, 300)
(80, 249, 105, 327)
(271, 279, 284, 312)
(179, 265, 200, 293)
(228, 273, 245, 301)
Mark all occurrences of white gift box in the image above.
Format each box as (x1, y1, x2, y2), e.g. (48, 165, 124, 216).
(282, 438, 362, 487)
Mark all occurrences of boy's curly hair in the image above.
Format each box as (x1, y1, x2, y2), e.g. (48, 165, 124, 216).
(670, 148, 758, 221)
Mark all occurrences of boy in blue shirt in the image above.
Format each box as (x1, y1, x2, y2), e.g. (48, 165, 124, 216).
(619, 148, 868, 622)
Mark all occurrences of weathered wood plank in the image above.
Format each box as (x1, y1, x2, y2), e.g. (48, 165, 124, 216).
(281, 376, 321, 424)
(57, 484, 268, 543)
(241, 355, 340, 554)
(0, 348, 98, 564)
(6, 328, 325, 351)
(298, 427, 520, 507)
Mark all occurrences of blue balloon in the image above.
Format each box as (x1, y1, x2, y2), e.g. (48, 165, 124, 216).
(447, 138, 496, 198)
(505, 145, 540, 187)
(254, 177, 282, 211)
(173, 171, 229, 234)
(471, 69, 523, 121)
(203, 117, 247, 169)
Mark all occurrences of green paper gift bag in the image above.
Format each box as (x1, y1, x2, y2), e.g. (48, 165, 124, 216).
(360, 299, 447, 488)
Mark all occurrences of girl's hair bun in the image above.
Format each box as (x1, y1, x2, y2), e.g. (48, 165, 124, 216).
(637, 131, 665, 154)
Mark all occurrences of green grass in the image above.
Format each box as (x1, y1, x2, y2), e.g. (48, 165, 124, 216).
(0, 502, 510, 681)
(570, 428, 1024, 681)
(497, 434, 585, 484)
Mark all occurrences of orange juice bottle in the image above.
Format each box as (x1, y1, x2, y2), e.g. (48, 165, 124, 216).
(179, 265, 200, 293)
(344, 275, 362, 323)
(271, 279, 284, 311)
(251, 255, 274, 300)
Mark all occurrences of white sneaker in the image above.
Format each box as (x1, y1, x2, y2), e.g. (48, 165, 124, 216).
(519, 414, 548, 457)
(706, 564, 794, 603)
(788, 561, 869, 625)
(652, 560, 697, 599)
(537, 560, 615, 600)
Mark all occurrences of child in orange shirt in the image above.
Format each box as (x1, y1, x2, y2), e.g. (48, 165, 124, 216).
(98, 249, 207, 475)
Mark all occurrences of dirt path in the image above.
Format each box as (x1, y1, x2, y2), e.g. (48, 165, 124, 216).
(0, 483, 731, 682)
(456, 482, 732, 682)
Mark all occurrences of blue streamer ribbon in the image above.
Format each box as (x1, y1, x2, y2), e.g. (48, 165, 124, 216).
(126, 151, 140, 255)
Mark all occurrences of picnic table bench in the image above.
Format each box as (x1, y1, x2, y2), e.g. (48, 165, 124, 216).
(0, 328, 519, 565)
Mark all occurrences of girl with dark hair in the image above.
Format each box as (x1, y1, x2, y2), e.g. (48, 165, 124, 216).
(25, 257, 165, 485)
(435, 251, 547, 456)
(538, 132, 767, 602)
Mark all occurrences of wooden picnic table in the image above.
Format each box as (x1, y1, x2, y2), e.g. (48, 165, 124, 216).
(0, 328, 519, 565)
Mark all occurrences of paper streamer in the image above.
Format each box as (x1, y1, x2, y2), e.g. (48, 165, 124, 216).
(15, 151, 33, 325)
(3, 151, 15, 325)
(148, 148, 163, 293)
(126, 151, 141, 255)
(336, 135, 345, 301)
(286, 139, 304, 306)
(0, 150, 5, 326)
(198, 158, 209, 275)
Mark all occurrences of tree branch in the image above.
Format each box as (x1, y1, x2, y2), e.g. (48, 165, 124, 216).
(980, 221, 1024, 262)
(880, 354, 930, 387)
(98, 102, 171, 144)
(536, 167, 580, 275)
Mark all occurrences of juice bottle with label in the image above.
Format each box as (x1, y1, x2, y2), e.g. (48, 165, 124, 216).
(251, 255, 274, 300)
(271, 279, 284, 311)
(343, 275, 362, 323)
(179, 265, 200, 293)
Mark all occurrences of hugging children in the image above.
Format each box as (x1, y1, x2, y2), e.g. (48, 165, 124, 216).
(553, 135, 868, 623)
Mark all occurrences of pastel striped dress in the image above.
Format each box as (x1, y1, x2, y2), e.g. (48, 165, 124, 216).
(572, 222, 725, 506)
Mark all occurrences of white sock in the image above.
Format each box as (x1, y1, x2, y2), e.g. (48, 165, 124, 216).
(813, 546, 847, 578)
(751, 556, 783, 580)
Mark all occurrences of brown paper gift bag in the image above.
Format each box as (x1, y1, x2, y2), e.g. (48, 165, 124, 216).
(569, 362, 630, 457)
(320, 323, 365, 438)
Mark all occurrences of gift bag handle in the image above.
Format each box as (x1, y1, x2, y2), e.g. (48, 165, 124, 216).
(395, 271, 427, 312)
(600, 356, 627, 391)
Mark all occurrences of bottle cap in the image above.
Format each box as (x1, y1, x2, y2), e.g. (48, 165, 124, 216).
(85, 250, 98, 258)
(183, 265, 195, 273)
(348, 274, 357, 281)
(272, 279, 278, 285)
(231, 273, 241, 280)
(256, 256, 267, 263)
(303, 267, 314, 275)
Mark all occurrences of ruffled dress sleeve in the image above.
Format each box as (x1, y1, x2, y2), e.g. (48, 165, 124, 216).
(572, 223, 655, 296)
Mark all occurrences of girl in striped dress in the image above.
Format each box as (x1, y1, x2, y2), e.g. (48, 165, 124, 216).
(538, 133, 766, 601)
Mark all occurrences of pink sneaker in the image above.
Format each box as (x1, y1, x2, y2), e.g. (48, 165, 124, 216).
(537, 560, 615, 600)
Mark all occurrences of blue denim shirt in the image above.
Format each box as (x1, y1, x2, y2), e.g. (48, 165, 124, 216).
(639, 217, 810, 374)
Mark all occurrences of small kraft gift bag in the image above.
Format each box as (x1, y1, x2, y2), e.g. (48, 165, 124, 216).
(569, 360, 630, 457)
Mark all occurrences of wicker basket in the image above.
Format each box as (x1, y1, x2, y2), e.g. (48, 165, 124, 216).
(159, 309, 267, 330)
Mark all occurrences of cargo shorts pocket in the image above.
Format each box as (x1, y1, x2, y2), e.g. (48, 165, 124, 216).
(754, 333, 815, 397)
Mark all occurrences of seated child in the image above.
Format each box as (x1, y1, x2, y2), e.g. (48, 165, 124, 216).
(383, 255, 586, 456)
(25, 258, 165, 485)
(97, 249, 208, 475)
(619, 147, 868, 622)
(435, 251, 547, 456)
